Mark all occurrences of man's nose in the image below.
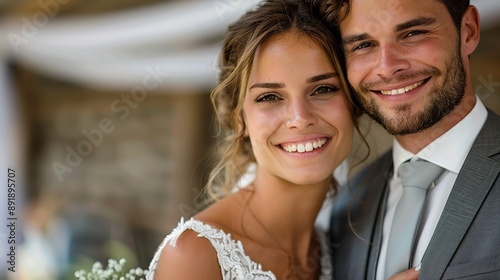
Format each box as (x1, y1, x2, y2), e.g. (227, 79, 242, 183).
(374, 43, 411, 79)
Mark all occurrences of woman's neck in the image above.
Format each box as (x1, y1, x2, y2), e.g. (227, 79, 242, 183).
(241, 177, 330, 262)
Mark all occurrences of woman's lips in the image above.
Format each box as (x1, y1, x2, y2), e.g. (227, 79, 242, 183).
(279, 137, 329, 153)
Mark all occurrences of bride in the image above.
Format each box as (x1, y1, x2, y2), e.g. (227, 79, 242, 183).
(147, 0, 359, 279)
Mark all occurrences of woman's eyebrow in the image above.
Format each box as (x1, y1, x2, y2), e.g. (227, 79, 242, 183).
(249, 82, 285, 90)
(307, 72, 338, 83)
(249, 72, 338, 90)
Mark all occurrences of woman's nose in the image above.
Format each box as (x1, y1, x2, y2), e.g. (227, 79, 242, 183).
(285, 100, 317, 130)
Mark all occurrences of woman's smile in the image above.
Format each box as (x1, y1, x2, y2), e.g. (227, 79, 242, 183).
(279, 137, 329, 153)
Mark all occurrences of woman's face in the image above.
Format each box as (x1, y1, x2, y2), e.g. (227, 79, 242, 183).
(243, 30, 354, 186)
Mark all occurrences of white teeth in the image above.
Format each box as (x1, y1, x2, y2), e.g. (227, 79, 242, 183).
(297, 144, 305, 153)
(305, 143, 313, 152)
(281, 138, 327, 153)
(380, 81, 424, 96)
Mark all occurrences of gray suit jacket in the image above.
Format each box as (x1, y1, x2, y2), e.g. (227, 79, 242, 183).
(329, 110, 500, 280)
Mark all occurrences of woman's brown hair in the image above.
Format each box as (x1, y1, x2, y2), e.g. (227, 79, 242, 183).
(204, 0, 362, 203)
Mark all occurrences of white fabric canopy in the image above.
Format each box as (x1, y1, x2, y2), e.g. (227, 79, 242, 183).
(0, 0, 261, 91)
(0, 0, 498, 91)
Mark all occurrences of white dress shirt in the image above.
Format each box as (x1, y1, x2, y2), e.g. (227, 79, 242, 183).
(376, 97, 488, 280)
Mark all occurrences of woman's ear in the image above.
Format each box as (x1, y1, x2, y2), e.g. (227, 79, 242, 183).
(236, 114, 249, 137)
(461, 5, 480, 57)
(243, 122, 249, 137)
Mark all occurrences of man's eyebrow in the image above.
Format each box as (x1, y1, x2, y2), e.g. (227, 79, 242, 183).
(395, 17, 437, 32)
(342, 17, 437, 46)
(307, 72, 338, 83)
(342, 34, 370, 46)
(249, 82, 285, 90)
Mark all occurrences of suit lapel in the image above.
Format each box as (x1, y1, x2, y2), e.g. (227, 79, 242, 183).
(366, 184, 389, 280)
(346, 151, 392, 279)
(421, 111, 500, 279)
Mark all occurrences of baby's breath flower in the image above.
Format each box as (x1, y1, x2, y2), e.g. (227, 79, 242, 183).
(74, 258, 148, 280)
(135, 268, 144, 276)
(92, 262, 103, 274)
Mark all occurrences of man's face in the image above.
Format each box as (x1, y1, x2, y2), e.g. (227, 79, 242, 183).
(339, 0, 468, 135)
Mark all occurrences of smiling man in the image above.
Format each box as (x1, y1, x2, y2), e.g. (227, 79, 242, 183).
(311, 0, 500, 279)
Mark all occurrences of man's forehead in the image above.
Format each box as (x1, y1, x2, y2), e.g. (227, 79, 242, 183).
(339, 0, 444, 32)
(343, 0, 413, 18)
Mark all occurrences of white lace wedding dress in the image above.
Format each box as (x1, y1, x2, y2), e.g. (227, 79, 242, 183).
(146, 217, 333, 280)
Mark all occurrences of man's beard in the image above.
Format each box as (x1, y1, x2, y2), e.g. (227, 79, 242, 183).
(356, 45, 466, 136)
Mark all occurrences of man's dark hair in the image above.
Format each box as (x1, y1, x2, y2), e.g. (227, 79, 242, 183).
(311, 0, 470, 30)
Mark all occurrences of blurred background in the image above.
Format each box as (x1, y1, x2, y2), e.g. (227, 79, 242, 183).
(0, 0, 499, 279)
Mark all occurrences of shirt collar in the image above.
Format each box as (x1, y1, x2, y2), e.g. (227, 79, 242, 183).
(392, 96, 488, 177)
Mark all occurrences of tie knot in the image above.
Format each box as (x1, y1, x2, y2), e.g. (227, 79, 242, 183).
(398, 160, 444, 190)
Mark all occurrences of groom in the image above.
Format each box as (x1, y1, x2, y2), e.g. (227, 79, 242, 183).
(313, 0, 500, 279)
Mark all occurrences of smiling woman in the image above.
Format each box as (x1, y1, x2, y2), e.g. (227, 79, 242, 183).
(144, 0, 362, 279)
(242, 31, 354, 187)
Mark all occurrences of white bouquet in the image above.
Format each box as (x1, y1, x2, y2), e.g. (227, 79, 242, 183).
(74, 258, 148, 280)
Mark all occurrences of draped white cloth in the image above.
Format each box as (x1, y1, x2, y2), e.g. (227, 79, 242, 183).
(0, 0, 499, 91)
(0, 0, 261, 91)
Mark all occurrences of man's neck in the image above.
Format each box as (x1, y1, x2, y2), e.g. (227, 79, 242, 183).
(396, 93, 477, 154)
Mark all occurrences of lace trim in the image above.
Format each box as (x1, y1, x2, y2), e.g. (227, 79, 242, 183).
(146, 218, 332, 280)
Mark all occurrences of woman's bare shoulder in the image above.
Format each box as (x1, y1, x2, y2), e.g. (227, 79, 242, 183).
(154, 228, 222, 280)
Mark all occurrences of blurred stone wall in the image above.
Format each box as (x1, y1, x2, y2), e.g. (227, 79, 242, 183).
(1, 1, 217, 276)
(13, 63, 215, 273)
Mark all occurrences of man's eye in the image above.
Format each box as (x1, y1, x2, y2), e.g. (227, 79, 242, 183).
(255, 93, 281, 102)
(352, 42, 373, 52)
(405, 30, 427, 38)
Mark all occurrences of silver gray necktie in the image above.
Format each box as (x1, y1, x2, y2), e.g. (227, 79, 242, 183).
(384, 160, 444, 279)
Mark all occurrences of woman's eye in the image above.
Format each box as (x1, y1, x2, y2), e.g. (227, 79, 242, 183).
(255, 93, 282, 103)
(313, 85, 339, 95)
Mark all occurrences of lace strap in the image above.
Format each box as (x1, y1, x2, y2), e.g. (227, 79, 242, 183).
(146, 218, 276, 280)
